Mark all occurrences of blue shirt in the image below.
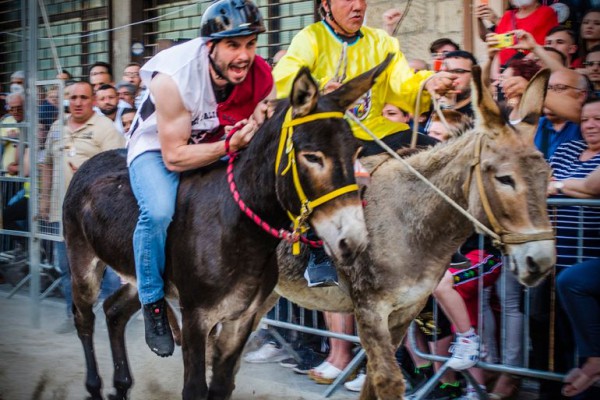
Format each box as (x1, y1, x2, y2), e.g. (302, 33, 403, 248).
(534, 116, 582, 160)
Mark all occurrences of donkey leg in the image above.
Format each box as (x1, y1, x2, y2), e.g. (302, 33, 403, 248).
(181, 307, 210, 400)
(359, 377, 378, 400)
(103, 284, 141, 400)
(208, 318, 255, 400)
(355, 305, 405, 400)
(71, 257, 106, 400)
(251, 291, 279, 332)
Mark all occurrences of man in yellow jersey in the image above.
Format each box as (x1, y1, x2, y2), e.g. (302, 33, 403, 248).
(274, 0, 457, 156)
(273, 0, 460, 286)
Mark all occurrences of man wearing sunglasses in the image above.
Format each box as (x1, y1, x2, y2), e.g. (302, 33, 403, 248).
(534, 68, 587, 160)
(441, 50, 478, 118)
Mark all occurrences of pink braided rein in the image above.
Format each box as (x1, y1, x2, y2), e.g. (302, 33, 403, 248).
(224, 126, 322, 248)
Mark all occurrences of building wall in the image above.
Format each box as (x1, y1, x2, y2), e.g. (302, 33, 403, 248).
(112, 0, 131, 81)
(368, 0, 505, 66)
(366, 0, 465, 65)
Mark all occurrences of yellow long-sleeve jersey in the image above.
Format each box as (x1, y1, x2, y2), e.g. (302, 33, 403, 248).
(273, 21, 432, 141)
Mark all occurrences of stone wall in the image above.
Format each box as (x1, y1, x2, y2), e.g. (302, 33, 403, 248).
(368, 0, 504, 66)
(367, 0, 465, 64)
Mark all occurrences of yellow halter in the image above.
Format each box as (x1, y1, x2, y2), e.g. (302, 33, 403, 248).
(275, 107, 359, 254)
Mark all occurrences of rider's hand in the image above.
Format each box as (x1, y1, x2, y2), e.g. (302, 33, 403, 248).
(425, 71, 458, 98)
(252, 100, 269, 126)
(228, 118, 259, 153)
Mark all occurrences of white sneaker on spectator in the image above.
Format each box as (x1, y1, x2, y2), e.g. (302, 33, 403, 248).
(344, 372, 366, 392)
(54, 317, 76, 334)
(243, 343, 288, 363)
(447, 334, 480, 370)
(459, 384, 487, 399)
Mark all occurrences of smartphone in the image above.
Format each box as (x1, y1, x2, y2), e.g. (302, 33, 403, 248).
(480, 0, 488, 4)
(432, 58, 443, 72)
(492, 33, 516, 49)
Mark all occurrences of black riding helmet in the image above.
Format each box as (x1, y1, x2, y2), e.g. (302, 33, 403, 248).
(200, 0, 266, 40)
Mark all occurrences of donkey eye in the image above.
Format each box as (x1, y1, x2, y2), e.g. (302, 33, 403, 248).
(302, 152, 324, 167)
(496, 175, 515, 188)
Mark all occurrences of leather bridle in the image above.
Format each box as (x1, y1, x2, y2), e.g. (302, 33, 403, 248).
(463, 134, 554, 251)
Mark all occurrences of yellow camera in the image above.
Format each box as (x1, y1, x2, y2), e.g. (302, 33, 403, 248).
(492, 33, 516, 49)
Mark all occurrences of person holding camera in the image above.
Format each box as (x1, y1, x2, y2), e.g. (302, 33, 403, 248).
(476, 0, 558, 71)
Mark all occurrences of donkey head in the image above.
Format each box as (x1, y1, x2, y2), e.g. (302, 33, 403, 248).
(467, 66, 556, 286)
(275, 54, 394, 265)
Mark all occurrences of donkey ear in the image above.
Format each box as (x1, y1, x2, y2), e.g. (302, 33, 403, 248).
(513, 68, 550, 140)
(471, 65, 505, 132)
(290, 67, 319, 118)
(325, 53, 395, 110)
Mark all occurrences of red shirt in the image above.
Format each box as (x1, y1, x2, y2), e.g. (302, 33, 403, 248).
(496, 6, 558, 66)
(571, 57, 584, 69)
(216, 56, 273, 136)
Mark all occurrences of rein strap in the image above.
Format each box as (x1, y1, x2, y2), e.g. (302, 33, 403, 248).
(349, 111, 554, 251)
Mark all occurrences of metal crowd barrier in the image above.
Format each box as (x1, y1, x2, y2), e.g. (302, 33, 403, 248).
(1, 80, 65, 314)
(259, 198, 600, 398)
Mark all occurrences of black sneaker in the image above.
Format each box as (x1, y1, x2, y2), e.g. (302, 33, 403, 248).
(304, 249, 338, 287)
(449, 252, 471, 269)
(143, 298, 174, 357)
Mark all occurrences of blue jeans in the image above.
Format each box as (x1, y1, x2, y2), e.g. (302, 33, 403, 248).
(557, 258, 600, 358)
(55, 234, 122, 318)
(129, 151, 180, 305)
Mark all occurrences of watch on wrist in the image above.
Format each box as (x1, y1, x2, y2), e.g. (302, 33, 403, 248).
(555, 181, 565, 194)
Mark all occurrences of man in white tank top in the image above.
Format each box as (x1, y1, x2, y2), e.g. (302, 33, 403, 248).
(127, 0, 274, 357)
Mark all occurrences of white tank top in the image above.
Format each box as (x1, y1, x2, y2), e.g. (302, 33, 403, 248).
(126, 37, 219, 165)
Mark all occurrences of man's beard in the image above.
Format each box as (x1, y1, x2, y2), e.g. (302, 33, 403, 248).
(456, 89, 471, 103)
(100, 105, 118, 116)
(210, 47, 249, 85)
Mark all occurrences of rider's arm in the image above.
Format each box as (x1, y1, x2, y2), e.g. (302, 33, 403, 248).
(273, 29, 319, 98)
(152, 73, 254, 172)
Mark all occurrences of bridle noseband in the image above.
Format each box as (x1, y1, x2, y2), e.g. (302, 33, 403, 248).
(463, 134, 554, 251)
(226, 107, 359, 255)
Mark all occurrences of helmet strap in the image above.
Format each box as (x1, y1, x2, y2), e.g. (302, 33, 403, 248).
(323, 0, 360, 38)
(208, 40, 234, 86)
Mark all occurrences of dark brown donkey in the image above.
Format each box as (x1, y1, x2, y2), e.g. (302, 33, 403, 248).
(62, 57, 393, 400)
(274, 67, 557, 400)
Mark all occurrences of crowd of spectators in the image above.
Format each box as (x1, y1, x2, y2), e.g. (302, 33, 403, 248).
(244, 1, 600, 399)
